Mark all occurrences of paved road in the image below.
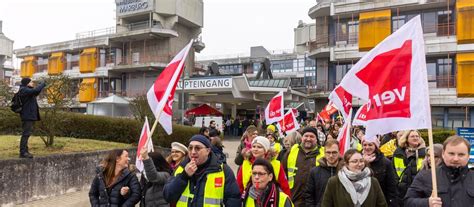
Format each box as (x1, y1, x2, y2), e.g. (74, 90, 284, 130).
(14, 137, 241, 207)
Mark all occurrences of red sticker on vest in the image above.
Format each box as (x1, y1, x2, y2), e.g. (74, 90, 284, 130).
(215, 177, 223, 187)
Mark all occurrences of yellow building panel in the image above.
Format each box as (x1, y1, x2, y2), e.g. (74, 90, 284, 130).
(48, 52, 65, 75)
(359, 9, 391, 51)
(79, 48, 98, 73)
(20, 56, 37, 78)
(457, 0, 474, 44)
(79, 78, 97, 103)
(457, 53, 474, 97)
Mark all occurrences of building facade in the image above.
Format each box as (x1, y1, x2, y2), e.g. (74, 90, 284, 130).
(0, 21, 14, 84)
(306, 0, 474, 129)
(14, 0, 203, 111)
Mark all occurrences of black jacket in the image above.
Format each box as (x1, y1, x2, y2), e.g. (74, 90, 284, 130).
(140, 159, 171, 207)
(89, 167, 142, 207)
(211, 145, 227, 164)
(405, 163, 474, 206)
(163, 152, 240, 207)
(19, 83, 46, 121)
(393, 146, 425, 204)
(369, 151, 399, 207)
(303, 157, 342, 207)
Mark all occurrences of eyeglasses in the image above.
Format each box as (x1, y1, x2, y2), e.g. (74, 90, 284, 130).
(188, 145, 206, 152)
(252, 172, 268, 177)
(349, 159, 365, 164)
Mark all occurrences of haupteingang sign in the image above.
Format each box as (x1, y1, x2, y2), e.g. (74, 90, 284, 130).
(177, 78, 233, 90)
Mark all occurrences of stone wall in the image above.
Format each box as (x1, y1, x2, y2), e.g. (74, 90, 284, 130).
(0, 148, 137, 206)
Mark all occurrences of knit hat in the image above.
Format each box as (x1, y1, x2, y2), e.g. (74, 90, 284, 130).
(171, 142, 188, 154)
(252, 136, 270, 152)
(302, 127, 318, 137)
(21, 78, 31, 86)
(362, 136, 381, 148)
(189, 134, 211, 148)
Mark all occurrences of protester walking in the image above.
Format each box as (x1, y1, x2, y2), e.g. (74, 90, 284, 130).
(166, 142, 188, 171)
(89, 149, 141, 207)
(242, 158, 294, 207)
(163, 135, 240, 207)
(405, 136, 474, 206)
(17, 78, 46, 158)
(304, 139, 343, 207)
(420, 143, 443, 171)
(321, 149, 387, 207)
(139, 147, 171, 207)
(209, 130, 226, 164)
(235, 126, 259, 165)
(362, 137, 399, 206)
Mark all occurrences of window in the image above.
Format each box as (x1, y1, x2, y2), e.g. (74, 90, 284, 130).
(348, 20, 359, 44)
(426, 62, 437, 83)
(437, 57, 454, 88)
(423, 12, 437, 33)
(336, 20, 348, 44)
(335, 64, 352, 84)
(437, 10, 454, 36)
(392, 15, 406, 33)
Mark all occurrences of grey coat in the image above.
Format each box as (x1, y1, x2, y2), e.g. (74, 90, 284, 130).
(140, 158, 171, 207)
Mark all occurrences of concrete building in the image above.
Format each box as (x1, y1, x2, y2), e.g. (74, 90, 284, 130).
(306, 0, 474, 129)
(0, 21, 14, 84)
(14, 0, 204, 112)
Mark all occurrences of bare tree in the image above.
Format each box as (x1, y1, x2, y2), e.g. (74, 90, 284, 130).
(0, 80, 14, 107)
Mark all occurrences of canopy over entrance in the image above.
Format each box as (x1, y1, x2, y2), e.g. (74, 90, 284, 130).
(185, 104, 223, 116)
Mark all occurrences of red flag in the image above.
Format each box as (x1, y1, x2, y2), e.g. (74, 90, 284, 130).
(335, 16, 431, 139)
(265, 91, 284, 124)
(136, 117, 154, 172)
(147, 41, 193, 134)
(316, 112, 326, 125)
(337, 109, 352, 156)
(277, 110, 300, 133)
(329, 85, 353, 119)
(352, 103, 368, 126)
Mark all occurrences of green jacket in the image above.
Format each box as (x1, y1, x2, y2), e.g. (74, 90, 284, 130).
(321, 176, 387, 207)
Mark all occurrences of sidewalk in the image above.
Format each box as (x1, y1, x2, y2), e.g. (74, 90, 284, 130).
(14, 137, 241, 207)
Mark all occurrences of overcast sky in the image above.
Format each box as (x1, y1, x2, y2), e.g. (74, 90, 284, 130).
(0, 0, 314, 65)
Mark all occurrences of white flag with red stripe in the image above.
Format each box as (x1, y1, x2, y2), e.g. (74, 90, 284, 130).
(335, 16, 431, 139)
(136, 117, 154, 172)
(337, 109, 352, 156)
(329, 85, 353, 119)
(277, 109, 300, 133)
(265, 91, 284, 124)
(147, 40, 193, 134)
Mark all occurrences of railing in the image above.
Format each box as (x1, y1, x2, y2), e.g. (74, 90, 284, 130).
(124, 20, 161, 31)
(76, 27, 116, 39)
(119, 53, 172, 66)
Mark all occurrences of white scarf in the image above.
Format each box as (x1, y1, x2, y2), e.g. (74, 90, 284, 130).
(338, 166, 371, 207)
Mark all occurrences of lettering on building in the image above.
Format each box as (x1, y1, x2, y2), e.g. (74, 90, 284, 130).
(177, 78, 233, 90)
(116, 0, 152, 16)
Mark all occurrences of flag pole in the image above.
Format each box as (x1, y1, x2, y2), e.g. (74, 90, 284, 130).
(428, 128, 438, 197)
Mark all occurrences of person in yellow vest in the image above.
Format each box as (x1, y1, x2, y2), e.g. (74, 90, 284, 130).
(242, 158, 294, 207)
(281, 127, 325, 207)
(237, 136, 291, 197)
(267, 133, 282, 156)
(391, 130, 425, 207)
(163, 135, 240, 207)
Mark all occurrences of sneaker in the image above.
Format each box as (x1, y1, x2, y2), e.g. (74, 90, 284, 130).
(19, 153, 33, 159)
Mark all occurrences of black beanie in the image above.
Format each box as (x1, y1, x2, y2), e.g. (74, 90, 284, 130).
(189, 134, 211, 148)
(21, 78, 31, 86)
(302, 127, 318, 137)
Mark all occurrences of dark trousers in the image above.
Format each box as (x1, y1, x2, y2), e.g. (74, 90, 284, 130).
(20, 121, 34, 154)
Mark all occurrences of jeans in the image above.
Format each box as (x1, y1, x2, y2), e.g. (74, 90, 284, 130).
(20, 121, 34, 154)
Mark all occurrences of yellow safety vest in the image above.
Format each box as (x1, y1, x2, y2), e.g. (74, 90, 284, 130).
(244, 191, 293, 207)
(393, 156, 423, 180)
(273, 142, 282, 155)
(174, 165, 225, 207)
(286, 144, 325, 189)
(380, 139, 397, 158)
(242, 159, 281, 190)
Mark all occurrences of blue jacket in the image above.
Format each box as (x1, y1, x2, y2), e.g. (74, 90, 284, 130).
(163, 152, 240, 207)
(19, 83, 46, 121)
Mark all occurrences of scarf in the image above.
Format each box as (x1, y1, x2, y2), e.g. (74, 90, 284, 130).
(247, 183, 277, 207)
(338, 166, 372, 207)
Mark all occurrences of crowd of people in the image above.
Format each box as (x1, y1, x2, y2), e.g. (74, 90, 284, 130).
(88, 118, 474, 207)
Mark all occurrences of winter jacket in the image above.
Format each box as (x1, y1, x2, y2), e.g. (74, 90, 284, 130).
(242, 182, 293, 207)
(321, 176, 388, 207)
(303, 157, 343, 207)
(368, 151, 399, 207)
(19, 83, 46, 121)
(212, 145, 227, 164)
(405, 162, 474, 207)
(163, 152, 240, 207)
(393, 146, 425, 205)
(140, 159, 171, 207)
(89, 167, 141, 207)
(282, 144, 324, 207)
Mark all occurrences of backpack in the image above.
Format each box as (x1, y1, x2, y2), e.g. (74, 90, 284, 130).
(10, 90, 23, 113)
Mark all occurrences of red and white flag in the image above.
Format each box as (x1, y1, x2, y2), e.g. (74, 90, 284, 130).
(329, 85, 353, 119)
(265, 91, 284, 124)
(277, 110, 300, 133)
(319, 101, 338, 122)
(316, 112, 326, 125)
(136, 117, 154, 172)
(337, 109, 352, 156)
(352, 103, 369, 126)
(336, 16, 431, 139)
(147, 40, 193, 134)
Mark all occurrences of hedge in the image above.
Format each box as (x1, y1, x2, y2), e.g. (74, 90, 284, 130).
(0, 108, 199, 148)
(419, 129, 456, 144)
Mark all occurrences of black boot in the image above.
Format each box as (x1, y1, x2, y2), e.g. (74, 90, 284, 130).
(19, 152, 33, 158)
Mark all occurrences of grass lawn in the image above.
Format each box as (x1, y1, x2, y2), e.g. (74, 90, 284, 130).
(0, 135, 132, 159)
